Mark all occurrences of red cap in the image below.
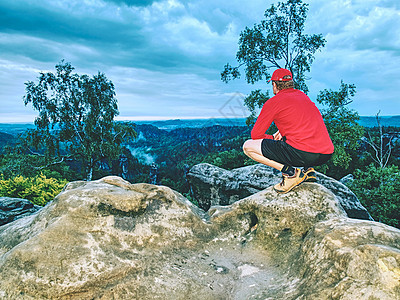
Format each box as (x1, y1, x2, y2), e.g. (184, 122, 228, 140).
(268, 68, 293, 82)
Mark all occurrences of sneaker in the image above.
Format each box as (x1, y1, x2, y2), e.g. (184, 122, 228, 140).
(273, 168, 306, 194)
(303, 167, 317, 183)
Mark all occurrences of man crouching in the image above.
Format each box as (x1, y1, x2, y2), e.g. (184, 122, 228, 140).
(243, 68, 334, 194)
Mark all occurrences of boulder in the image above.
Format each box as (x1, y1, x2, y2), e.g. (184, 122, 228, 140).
(187, 163, 372, 220)
(0, 175, 399, 299)
(339, 173, 354, 185)
(0, 197, 42, 226)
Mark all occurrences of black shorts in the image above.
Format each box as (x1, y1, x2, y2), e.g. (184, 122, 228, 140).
(261, 139, 332, 167)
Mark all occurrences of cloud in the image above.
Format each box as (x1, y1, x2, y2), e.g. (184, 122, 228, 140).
(106, 65, 252, 119)
(307, 0, 400, 54)
(104, 0, 157, 7)
(0, 0, 399, 122)
(0, 1, 154, 65)
(304, 0, 400, 115)
(0, 0, 261, 72)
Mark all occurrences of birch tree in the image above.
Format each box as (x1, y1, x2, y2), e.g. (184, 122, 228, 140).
(23, 61, 136, 181)
(221, 0, 326, 124)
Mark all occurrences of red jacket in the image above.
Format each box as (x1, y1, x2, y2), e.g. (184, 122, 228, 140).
(251, 88, 334, 154)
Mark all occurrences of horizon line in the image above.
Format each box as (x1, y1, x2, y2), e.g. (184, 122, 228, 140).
(1, 114, 399, 124)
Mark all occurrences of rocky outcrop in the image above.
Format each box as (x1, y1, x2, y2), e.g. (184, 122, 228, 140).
(0, 175, 399, 299)
(187, 163, 372, 220)
(0, 197, 42, 226)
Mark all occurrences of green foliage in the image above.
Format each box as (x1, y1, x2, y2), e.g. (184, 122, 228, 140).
(202, 149, 256, 170)
(243, 90, 270, 126)
(346, 164, 400, 228)
(22, 61, 136, 181)
(316, 81, 364, 178)
(0, 153, 45, 179)
(0, 174, 68, 206)
(222, 0, 326, 125)
(0, 152, 77, 181)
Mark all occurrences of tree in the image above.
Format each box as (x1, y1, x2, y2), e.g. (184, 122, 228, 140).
(23, 61, 136, 181)
(315, 81, 364, 177)
(363, 111, 395, 169)
(221, 0, 326, 124)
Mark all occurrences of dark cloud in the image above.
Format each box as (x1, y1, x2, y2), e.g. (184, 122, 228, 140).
(0, 1, 145, 46)
(0, 37, 60, 64)
(0, 0, 224, 73)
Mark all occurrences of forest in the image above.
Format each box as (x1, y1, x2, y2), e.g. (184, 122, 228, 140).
(1, 118, 400, 228)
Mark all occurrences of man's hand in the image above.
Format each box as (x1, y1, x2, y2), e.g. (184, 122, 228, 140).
(273, 131, 282, 141)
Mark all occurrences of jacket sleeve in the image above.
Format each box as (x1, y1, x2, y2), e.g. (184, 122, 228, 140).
(251, 100, 274, 140)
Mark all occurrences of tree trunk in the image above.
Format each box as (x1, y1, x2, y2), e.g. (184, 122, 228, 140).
(86, 159, 94, 181)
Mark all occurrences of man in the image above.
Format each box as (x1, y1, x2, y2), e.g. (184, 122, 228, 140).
(243, 68, 334, 193)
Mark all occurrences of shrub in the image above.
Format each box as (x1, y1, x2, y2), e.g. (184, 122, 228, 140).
(346, 164, 400, 228)
(0, 174, 68, 206)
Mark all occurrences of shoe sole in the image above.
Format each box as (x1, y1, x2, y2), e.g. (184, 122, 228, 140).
(303, 170, 317, 183)
(304, 177, 317, 183)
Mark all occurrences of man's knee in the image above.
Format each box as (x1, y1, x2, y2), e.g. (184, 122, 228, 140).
(242, 139, 254, 155)
(242, 140, 250, 154)
(243, 139, 262, 155)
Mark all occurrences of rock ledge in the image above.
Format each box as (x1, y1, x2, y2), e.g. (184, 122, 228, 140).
(0, 176, 398, 299)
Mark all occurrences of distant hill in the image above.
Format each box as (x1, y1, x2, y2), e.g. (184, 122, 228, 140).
(135, 118, 248, 130)
(0, 131, 17, 153)
(0, 123, 35, 153)
(0, 123, 35, 135)
(0, 115, 399, 137)
(358, 116, 400, 128)
(136, 116, 400, 129)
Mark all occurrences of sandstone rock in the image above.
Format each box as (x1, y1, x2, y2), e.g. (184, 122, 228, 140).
(294, 218, 400, 299)
(188, 163, 372, 220)
(0, 197, 42, 226)
(316, 172, 371, 220)
(0, 176, 398, 299)
(339, 173, 354, 185)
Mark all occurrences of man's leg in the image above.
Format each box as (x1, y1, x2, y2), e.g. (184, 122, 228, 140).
(242, 139, 284, 171)
(243, 139, 306, 193)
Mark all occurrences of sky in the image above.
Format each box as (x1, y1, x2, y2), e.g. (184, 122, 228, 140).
(0, 0, 399, 123)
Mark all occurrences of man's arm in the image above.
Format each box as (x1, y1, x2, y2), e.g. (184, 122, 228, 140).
(251, 101, 275, 140)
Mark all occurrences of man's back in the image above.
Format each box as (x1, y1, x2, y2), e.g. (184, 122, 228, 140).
(252, 88, 334, 154)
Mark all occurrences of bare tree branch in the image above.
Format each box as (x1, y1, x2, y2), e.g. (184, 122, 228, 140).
(33, 155, 73, 171)
(364, 110, 394, 168)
